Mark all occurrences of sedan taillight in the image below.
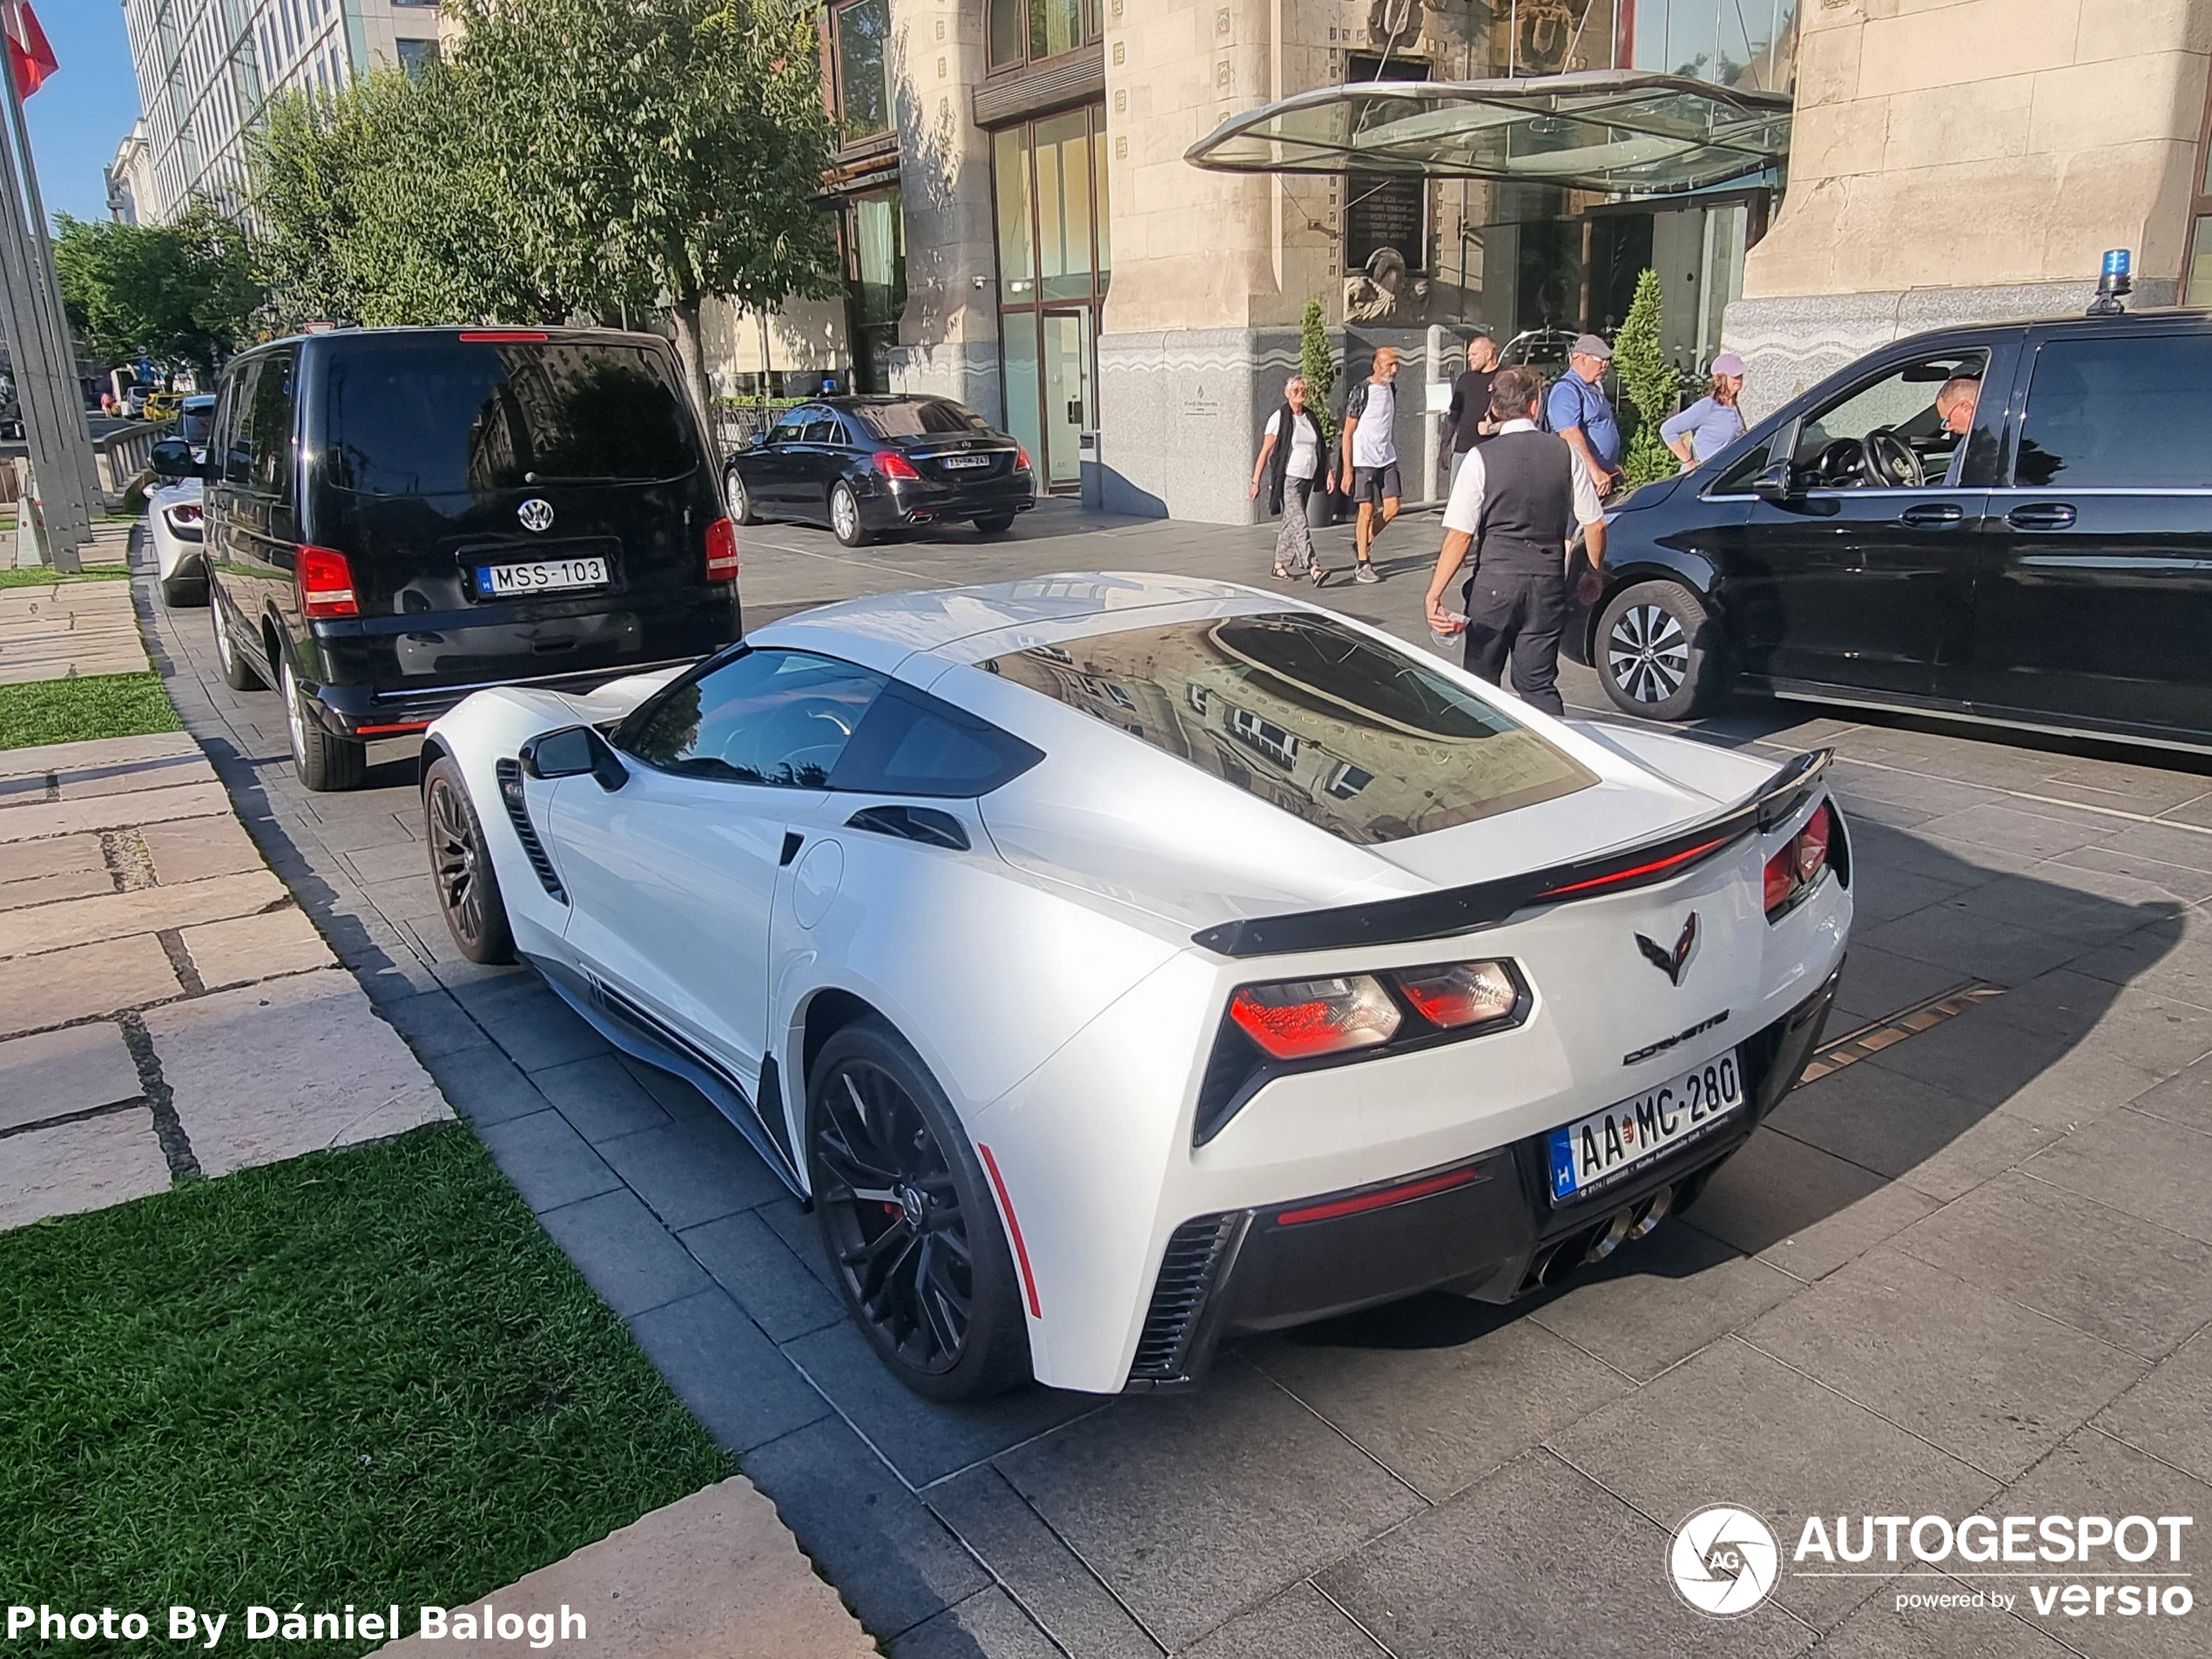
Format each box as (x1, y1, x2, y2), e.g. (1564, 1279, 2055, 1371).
(873, 450, 921, 480)
(1764, 801, 1834, 920)
(1015, 444, 1033, 474)
(704, 516, 739, 582)
(298, 544, 358, 618)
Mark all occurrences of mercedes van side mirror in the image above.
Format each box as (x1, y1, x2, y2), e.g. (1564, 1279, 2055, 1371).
(1750, 462, 1795, 505)
(520, 725, 628, 792)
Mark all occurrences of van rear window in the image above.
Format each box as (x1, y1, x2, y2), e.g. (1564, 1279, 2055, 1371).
(982, 613, 1598, 844)
(325, 340, 698, 496)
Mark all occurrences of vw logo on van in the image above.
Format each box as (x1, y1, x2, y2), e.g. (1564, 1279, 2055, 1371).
(517, 498, 555, 533)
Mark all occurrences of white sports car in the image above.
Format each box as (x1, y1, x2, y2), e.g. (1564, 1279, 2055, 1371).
(421, 574, 1851, 1400)
(148, 477, 206, 607)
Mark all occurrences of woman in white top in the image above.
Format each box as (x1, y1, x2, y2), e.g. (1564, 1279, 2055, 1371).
(1250, 375, 1331, 579)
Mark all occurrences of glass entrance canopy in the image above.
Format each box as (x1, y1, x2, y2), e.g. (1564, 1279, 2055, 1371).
(1184, 71, 1790, 198)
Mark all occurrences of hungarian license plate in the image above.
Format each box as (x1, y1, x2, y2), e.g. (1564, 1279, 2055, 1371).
(475, 556, 608, 597)
(941, 455, 993, 469)
(1548, 1049, 1745, 1204)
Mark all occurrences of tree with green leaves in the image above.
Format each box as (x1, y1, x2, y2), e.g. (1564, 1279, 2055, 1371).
(1299, 299, 1336, 448)
(53, 204, 263, 378)
(1612, 268, 1679, 488)
(447, 0, 843, 412)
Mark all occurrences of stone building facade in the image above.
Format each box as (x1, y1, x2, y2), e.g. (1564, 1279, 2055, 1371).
(1724, 0, 2212, 416)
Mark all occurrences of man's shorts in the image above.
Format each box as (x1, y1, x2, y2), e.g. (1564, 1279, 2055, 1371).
(1351, 463, 1402, 506)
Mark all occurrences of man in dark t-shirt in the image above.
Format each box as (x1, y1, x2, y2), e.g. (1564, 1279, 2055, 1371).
(1442, 332, 1500, 487)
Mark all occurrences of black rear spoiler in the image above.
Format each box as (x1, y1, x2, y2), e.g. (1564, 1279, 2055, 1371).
(1190, 749, 1832, 960)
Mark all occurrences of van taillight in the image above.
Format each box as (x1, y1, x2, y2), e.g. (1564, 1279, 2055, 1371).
(705, 516, 739, 582)
(298, 545, 359, 618)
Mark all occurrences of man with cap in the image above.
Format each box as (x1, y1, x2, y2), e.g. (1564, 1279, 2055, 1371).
(1661, 352, 1749, 470)
(1547, 334, 1622, 496)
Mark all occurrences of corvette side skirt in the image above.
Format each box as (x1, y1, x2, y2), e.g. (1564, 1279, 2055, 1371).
(527, 954, 807, 1197)
(1191, 749, 1831, 959)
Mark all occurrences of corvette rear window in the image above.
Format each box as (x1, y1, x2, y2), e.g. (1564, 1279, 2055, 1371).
(981, 613, 1597, 844)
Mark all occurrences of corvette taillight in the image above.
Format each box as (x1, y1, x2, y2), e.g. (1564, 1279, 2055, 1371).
(1764, 802, 1834, 920)
(704, 516, 739, 582)
(1229, 974, 1400, 1059)
(298, 544, 358, 618)
(1393, 961, 1520, 1028)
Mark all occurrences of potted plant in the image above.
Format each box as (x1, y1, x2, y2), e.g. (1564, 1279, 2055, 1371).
(1298, 299, 1345, 526)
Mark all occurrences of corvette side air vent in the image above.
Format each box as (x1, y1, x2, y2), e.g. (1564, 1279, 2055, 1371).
(1130, 1213, 1241, 1382)
(845, 804, 970, 852)
(495, 759, 566, 902)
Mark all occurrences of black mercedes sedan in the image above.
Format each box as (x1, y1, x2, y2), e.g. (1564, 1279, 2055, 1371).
(725, 395, 1034, 547)
(1567, 307, 2212, 755)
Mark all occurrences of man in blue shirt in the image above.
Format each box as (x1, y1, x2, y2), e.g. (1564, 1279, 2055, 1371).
(1547, 334, 1622, 496)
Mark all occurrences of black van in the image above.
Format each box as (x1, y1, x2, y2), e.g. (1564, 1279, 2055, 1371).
(205, 327, 740, 790)
(1567, 309, 2212, 755)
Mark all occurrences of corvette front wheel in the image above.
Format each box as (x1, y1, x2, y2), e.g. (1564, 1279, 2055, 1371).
(807, 1018, 1031, 1401)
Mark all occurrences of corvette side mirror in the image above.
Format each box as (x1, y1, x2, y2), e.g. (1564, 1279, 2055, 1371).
(520, 725, 628, 792)
(1750, 462, 1794, 505)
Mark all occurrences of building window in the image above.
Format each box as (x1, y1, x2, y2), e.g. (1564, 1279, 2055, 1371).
(2188, 55, 2212, 306)
(394, 38, 438, 79)
(844, 187, 906, 393)
(830, 0, 895, 145)
(988, 0, 1099, 74)
(990, 105, 1109, 492)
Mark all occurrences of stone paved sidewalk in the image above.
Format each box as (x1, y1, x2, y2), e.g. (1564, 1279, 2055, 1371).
(0, 525, 145, 685)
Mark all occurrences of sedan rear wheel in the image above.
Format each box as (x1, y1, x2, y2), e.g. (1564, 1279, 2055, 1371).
(830, 482, 870, 548)
(809, 1018, 1030, 1400)
(423, 757, 514, 965)
(1596, 579, 1718, 722)
(281, 653, 366, 792)
(724, 467, 755, 527)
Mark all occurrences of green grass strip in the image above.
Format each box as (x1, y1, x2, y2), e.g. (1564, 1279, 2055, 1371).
(0, 671, 182, 750)
(0, 1125, 731, 1656)
(0, 565, 133, 588)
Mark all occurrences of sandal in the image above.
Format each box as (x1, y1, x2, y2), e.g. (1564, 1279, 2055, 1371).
(1310, 564, 1327, 588)
(1272, 564, 1291, 580)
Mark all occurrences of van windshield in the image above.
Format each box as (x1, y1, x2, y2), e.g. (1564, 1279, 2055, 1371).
(325, 340, 698, 496)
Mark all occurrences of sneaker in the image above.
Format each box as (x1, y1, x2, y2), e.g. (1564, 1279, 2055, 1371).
(1354, 561, 1379, 584)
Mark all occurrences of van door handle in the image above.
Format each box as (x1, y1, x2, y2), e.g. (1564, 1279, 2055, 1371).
(2006, 502, 2077, 530)
(1898, 502, 1965, 528)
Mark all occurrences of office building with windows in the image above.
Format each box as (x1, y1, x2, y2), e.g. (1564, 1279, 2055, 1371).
(120, 0, 443, 224)
(743, 0, 2212, 526)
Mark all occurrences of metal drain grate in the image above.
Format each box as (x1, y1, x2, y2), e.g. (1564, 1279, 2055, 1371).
(1796, 980, 2004, 1086)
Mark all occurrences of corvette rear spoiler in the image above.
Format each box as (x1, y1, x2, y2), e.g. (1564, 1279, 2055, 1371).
(1190, 749, 1833, 960)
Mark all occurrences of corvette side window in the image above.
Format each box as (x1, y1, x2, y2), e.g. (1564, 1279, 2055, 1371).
(624, 649, 887, 786)
(832, 682, 1043, 797)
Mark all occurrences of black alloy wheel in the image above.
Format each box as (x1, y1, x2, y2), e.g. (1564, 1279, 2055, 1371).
(422, 757, 515, 964)
(808, 1018, 1029, 1400)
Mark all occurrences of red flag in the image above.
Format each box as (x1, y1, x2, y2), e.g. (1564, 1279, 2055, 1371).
(2, 2, 57, 99)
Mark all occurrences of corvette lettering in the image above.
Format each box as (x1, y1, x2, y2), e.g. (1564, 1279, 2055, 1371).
(1623, 1009, 1730, 1067)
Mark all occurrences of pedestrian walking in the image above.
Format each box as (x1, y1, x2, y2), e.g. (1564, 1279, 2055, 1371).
(1425, 364, 1608, 718)
(1250, 374, 1330, 578)
(1335, 347, 1401, 585)
(1661, 352, 1748, 469)
(1546, 334, 1622, 496)
(1443, 332, 1501, 490)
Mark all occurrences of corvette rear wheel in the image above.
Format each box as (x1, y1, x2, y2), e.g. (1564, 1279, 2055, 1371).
(423, 757, 515, 965)
(808, 1018, 1030, 1401)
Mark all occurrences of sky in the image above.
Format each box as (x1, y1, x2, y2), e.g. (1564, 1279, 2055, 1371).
(20, 2, 139, 226)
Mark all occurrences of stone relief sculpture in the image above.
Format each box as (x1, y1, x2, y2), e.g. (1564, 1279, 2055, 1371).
(1344, 246, 1430, 323)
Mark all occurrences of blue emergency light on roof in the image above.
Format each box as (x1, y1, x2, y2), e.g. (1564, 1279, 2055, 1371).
(2088, 248, 2134, 316)
(2102, 248, 2132, 280)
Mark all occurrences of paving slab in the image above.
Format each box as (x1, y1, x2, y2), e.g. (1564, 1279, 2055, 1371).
(1684, 1126, 1938, 1281)
(369, 1474, 874, 1659)
(55, 751, 216, 799)
(0, 1021, 143, 1131)
(0, 1109, 172, 1231)
(0, 830, 105, 884)
(142, 967, 454, 1175)
(138, 813, 268, 885)
(0, 866, 117, 911)
(0, 729, 198, 779)
(0, 779, 232, 843)
(0, 867, 286, 959)
(179, 905, 334, 988)
(2022, 1106, 2212, 1243)
(2093, 1330, 2212, 1490)
(0, 933, 180, 1038)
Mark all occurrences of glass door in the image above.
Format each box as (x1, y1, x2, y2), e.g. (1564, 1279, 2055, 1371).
(1041, 311, 1093, 491)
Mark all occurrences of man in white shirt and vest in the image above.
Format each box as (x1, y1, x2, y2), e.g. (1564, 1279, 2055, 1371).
(1337, 347, 1402, 584)
(1422, 364, 1608, 717)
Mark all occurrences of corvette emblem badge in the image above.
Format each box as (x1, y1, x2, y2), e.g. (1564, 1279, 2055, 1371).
(517, 497, 555, 532)
(1635, 914, 1699, 986)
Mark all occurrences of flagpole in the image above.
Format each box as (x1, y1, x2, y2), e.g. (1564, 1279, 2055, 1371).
(0, 78, 85, 567)
(1, 31, 101, 521)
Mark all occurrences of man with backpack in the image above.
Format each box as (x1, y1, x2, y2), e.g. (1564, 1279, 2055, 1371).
(1546, 334, 1622, 496)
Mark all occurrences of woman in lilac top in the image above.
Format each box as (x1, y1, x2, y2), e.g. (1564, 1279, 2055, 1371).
(1661, 353, 1747, 469)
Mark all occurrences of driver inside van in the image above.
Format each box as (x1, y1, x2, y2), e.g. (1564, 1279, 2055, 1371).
(1935, 374, 1981, 437)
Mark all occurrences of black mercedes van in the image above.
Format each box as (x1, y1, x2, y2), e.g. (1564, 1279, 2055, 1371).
(205, 327, 741, 790)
